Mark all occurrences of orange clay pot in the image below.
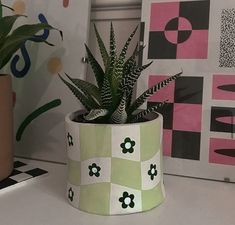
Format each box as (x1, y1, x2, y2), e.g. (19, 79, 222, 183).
(0, 74, 13, 181)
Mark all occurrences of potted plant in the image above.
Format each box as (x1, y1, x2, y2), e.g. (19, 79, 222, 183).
(59, 23, 182, 215)
(0, 3, 61, 181)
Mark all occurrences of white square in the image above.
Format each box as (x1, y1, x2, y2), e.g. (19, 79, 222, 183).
(112, 125, 140, 161)
(16, 165, 35, 172)
(110, 184, 142, 215)
(10, 173, 33, 182)
(65, 122, 80, 161)
(67, 183, 80, 208)
(141, 151, 161, 190)
(81, 158, 111, 185)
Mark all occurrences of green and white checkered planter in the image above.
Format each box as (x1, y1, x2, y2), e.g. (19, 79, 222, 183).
(65, 111, 165, 215)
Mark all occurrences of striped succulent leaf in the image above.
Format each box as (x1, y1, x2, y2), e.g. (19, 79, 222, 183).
(128, 71, 182, 114)
(124, 44, 145, 71)
(65, 73, 101, 104)
(129, 101, 167, 123)
(122, 62, 152, 109)
(85, 44, 105, 88)
(94, 24, 109, 69)
(120, 44, 145, 92)
(84, 109, 109, 121)
(59, 75, 96, 111)
(126, 88, 134, 109)
(109, 22, 117, 68)
(117, 47, 138, 98)
(113, 26, 138, 88)
(123, 44, 138, 74)
(125, 62, 153, 96)
(101, 76, 113, 109)
(110, 94, 127, 124)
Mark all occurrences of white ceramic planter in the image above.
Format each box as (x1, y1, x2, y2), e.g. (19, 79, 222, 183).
(65, 110, 165, 215)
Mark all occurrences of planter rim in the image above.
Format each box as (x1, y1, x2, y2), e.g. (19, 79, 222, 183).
(65, 110, 163, 127)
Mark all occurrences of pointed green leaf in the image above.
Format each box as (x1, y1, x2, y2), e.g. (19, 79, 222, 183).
(110, 93, 127, 124)
(112, 26, 138, 93)
(65, 73, 101, 103)
(109, 22, 117, 66)
(94, 24, 109, 69)
(119, 44, 145, 92)
(0, 5, 2, 19)
(101, 76, 113, 109)
(129, 101, 166, 123)
(84, 109, 109, 121)
(58, 75, 94, 111)
(85, 44, 105, 88)
(129, 71, 182, 114)
(0, 23, 59, 69)
(0, 15, 27, 41)
(0, 4, 14, 12)
(126, 88, 134, 109)
(125, 62, 152, 95)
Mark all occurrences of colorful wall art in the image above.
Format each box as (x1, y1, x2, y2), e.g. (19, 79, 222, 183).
(140, 0, 235, 182)
(2, 0, 91, 163)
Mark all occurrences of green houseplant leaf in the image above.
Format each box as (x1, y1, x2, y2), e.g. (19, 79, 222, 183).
(0, 4, 62, 71)
(64, 73, 101, 104)
(94, 24, 109, 70)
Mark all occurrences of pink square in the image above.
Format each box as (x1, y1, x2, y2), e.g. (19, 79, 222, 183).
(148, 75, 175, 103)
(150, 2, 180, 31)
(209, 138, 235, 166)
(177, 30, 209, 59)
(163, 129, 172, 156)
(212, 74, 235, 100)
(173, 103, 202, 132)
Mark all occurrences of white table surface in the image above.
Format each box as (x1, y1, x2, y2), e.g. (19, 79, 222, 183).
(0, 158, 234, 225)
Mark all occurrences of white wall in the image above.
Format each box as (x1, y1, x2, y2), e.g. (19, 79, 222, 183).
(87, 1, 142, 83)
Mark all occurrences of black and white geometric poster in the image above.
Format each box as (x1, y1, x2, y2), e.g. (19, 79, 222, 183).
(140, 0, 235, 182)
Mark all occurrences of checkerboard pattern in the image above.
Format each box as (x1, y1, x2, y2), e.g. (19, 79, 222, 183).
(148, 76, 204, 160)
(0, 161, 48, 191)
(65, 115, 165, 215)
(148, 0, 210, 59)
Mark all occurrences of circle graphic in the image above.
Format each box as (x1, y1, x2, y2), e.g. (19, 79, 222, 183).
(47, 57, 63, 74)
(12, 0, 26, 14)
(164, 17, 192, 44)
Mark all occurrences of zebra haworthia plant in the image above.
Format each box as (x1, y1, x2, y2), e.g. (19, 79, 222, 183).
(59, 23, 182, 124)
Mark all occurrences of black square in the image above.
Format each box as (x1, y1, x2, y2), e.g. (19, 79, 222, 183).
(172, 130, 201, 160)
(0, 178, 17, 190)
(10, 169, 21, 176)
(14, 161, 26, 168)
(210, 106, 235, 133)
(148, 102, 173, 129)
(148, 31, 177, 59)
(25, 168, 48, 177)
(179, 0, 210, 30)
(174, 77, 203, 104)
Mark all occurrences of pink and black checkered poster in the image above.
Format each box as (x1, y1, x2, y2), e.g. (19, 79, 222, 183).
(140, 0, 235, 182)
(148, 1, 209, 59)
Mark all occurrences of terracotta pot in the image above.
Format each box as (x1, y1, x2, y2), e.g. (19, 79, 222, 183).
(0, 74, 13, 181)
(65, 110, 165, 215)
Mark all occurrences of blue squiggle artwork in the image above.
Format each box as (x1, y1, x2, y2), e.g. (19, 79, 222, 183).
(11, 13, 50, 78)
